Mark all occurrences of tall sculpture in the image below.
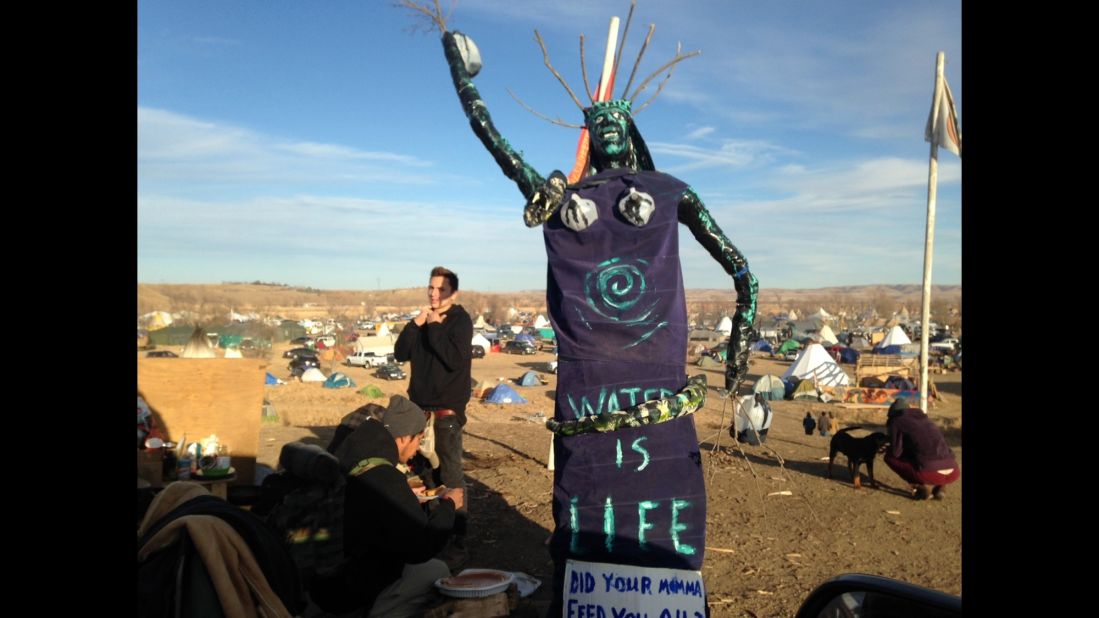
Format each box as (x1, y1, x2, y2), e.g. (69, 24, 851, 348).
(403, 2, 758, 613)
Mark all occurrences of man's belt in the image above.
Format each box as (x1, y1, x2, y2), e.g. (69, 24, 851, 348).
(422, 407, 457, 418)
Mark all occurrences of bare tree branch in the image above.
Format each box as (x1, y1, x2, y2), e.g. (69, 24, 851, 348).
(619, 23, 654, 100)
(534, 29, 585, 110)
(507, 89, 583, 128)
(579, 35, 594, 103)
(397, 0, 449, 34)
(633, 42, 680, 114)
(628, 46, 701, 103)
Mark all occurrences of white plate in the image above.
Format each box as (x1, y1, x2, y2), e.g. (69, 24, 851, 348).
(435, 569, 514, 598)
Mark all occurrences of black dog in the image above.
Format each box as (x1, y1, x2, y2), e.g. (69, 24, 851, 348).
(828, 426, 889, 489)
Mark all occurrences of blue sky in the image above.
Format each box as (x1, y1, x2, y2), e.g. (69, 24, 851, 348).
(138, 0, 961, 292)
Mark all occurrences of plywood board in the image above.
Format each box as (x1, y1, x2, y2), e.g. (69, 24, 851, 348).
(138, 359, 268, 485)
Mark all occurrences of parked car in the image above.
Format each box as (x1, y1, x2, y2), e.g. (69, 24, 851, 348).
(283, 347, 316, 359)
(472, 345, 486, 359)
(288, 355, 320, 377)
(345, 350, 389, 368)
(504, 340, 538, 355)
(375, 364, 407, 380)
(290, 336, 315, 347)
(146, 350, 178, 358)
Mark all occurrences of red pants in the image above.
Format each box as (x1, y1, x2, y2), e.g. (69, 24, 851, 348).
(884, 454, 960, 487)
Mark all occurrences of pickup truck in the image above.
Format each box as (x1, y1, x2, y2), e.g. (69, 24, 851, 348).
(344, 351, 390, 368)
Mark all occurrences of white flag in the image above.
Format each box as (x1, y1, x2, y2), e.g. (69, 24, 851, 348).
(925, 77, 961, 157)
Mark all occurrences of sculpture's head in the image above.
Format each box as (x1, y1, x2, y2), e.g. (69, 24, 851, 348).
(583, 100, 654, 172)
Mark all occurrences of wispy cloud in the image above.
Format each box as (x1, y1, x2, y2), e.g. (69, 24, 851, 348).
(685, 126, 715, 140)
(138, 107, 443, 191)
(650, 138, 795, 173)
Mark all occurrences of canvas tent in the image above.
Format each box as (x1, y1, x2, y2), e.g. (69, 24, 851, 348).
(879, 325, 912, 347)
(474, 314, 487, 329)
(484, 383, 527, 404)
(471, 333, 492, 353)
(818, 325, 839, 345)
(715, 316, 733, 335)
(534, 314, 551, 329)
(181, 328, 217, 358)
(782, 343, 851, 387)
(223, 347, 243, 358)
(753, 374, 786, 401)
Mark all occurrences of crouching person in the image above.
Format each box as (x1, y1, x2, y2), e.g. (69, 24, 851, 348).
(311, 395, 464, 617)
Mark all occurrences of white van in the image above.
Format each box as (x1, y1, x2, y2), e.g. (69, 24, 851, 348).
(345, 350, 389, 368)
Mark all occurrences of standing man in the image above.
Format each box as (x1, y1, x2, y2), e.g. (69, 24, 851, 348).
(394, 266, 473, 567)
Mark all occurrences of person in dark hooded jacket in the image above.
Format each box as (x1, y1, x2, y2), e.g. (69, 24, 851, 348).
(310, 395, 464, 617)
(884, 398, 960, 500)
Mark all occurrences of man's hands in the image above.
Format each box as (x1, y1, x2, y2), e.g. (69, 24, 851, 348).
(441, 487, 464, 510)
(413, 307, 448, 327)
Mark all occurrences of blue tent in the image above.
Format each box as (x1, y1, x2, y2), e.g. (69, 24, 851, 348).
(518, 371, 542, 386)
(264, 372, 284, 385)
(323, 372, 356, 389)
(485, 383, 528, 404)
(874, 344, 903, 355)
(750, 340, 773, 354)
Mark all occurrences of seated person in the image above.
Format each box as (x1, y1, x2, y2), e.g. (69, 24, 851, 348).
(311, 395, 464, 617)
(884, 398, 960, 500)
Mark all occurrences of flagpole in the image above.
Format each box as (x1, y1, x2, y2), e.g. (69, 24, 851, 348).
(919, 52, 945, 413)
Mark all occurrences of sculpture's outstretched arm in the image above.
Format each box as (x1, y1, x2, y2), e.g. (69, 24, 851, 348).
(678, 187, 759, 394)
(442, 32, 567, 225)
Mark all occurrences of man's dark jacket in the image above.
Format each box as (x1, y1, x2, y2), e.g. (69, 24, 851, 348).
(394, 304, 473, 422)
(310, 418, 456, 613)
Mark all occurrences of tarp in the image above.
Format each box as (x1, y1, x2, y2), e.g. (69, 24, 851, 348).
(357, 384, 385, 398)
(300, 367, 327, 382)
(484, 382, 527, 404)
(474, 380, 496, 399)
(323, 372, 356, 389)
(538, 328, 556, 341)
(880, 325, 912, 347)
(782, 343, 851, 386)
(518, 371, 543, 386)
(734, 395, 774, 438)
(264, 372, 284, 385)
(753, 374, 786, 401)
(826, 345, 860, 364)
(697, 355, 724, 368)
(777, 339, 801, 355)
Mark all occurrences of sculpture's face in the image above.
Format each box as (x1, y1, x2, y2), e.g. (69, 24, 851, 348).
(587, 106, 631, 161)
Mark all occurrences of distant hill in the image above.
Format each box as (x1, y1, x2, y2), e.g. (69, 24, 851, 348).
(138, 283, 961, 326)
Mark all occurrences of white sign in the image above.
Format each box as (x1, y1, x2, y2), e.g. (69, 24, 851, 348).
(563, 559, 706, 618)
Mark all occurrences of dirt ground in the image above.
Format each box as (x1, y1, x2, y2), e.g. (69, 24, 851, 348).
(257, 341, 962, 617)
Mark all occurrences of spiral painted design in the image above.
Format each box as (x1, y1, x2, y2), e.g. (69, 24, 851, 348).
(584, 257, 659, 324)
